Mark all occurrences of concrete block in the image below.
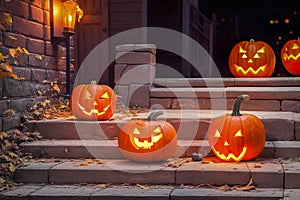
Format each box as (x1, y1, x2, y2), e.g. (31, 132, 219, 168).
(128, 84, 151, 108)
(282, 100, 300, 112)
(247, 159, 283, 188)
(176, 161, 250, 186)
(283, 161, 300, 189)
(116, 52, 156, 65)
(114, 64, 156, 85)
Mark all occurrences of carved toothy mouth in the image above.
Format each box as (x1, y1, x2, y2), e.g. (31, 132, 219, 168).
(129, 134, 163, 150)
(77, 103, 111, 116)
(234, 64, 266, 75)
(283, 53, 300, 61)
(211, 146, 247, 162)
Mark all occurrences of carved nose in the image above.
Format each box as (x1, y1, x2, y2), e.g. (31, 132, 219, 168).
(224, 141, 229, 146)
(93, 101, 98, 106)
(248, 59, 253, 63)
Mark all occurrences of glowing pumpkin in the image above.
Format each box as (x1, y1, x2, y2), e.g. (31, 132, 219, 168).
(281, 39, 300, 75)
(70, 81, 116, 120)
(207, 94, 266, 162)
(118, 111, 177, 163)
(229, 39, 276, 77)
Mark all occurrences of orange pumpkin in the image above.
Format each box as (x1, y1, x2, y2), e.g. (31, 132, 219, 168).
(281, 39, 300, 75)
(207, 94, 266, 162)
(70, 81, 116, 120)
(118, 111, 177, 163)
(229, 39, 276, 77)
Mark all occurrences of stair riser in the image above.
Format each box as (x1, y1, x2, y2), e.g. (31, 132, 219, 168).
(25, 116, 299, 141)
(14, 159, 300, 189)
(20, 141, 300, 160)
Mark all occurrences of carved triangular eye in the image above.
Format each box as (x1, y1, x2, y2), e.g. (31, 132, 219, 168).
(86, 91, 92, 99)
(214, 130, 221, 138)
(292, 43, 299, 50)
(242, 54, 247, 58)
(239, 46, 247, 53)
(101, 92, 109, 99)
(257, 46, 265, 53)
(153, 127, 162, 133)
(133, 128, 141, 135)
(253, 53, 261, 59)
(234, 129, 243, 137)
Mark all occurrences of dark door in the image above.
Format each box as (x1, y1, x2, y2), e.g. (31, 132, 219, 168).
(76, 0, 109, 83)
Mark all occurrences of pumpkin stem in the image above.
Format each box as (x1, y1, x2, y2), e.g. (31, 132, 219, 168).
(250, 39, 255, 42)
(231, 94, 250, 116)
(147, 111, 164, 121)
(91, 80, 97, 85)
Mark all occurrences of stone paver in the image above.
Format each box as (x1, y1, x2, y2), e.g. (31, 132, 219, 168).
(283, 161, 300, 189)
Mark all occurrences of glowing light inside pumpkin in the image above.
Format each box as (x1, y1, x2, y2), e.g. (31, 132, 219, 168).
(129, 127, 163, 150)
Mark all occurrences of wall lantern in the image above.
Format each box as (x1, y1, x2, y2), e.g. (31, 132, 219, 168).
(51, 0, 83, 98)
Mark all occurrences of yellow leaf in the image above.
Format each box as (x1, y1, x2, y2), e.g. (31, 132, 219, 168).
(22, 48, 30, 55)
(0, 53, 4, 61)
(8, 35, 17, 40)
(16, 46, 23, 52)
(9, 48, 16, 58)
(0, 41, 2, 45)
(0, 62, 13, 72)
(8, 164, 16, 173)
(0, 132, 8, 139)
(35, 55, 42, 60)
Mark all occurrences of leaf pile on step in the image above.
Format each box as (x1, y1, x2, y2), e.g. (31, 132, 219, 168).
(0, 129, 43, 191)
(197, 178, 255, 191)
(25, 97, 73, 120)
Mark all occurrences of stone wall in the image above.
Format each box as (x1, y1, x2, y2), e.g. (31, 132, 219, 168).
(0, 0, 73, 131)
(114, 44, 156, 108)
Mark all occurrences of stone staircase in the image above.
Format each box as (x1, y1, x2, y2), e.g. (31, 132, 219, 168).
(1, 77, 300, 199)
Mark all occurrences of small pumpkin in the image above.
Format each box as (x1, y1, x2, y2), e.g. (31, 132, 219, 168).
(70, 81, 116, 120)
(118, 111, 177, 163)
(207, 94, 266, 162)
(229, 39, 276, 77)
(281, 38, 300, 75)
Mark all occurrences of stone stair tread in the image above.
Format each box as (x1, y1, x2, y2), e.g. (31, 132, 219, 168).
(154, 77, 300, 87)
(150, 86, 300, 99)
(1, 183, 291, 199)
(25, 109, 300, 141)
(19, 139, 300, 159)
(13, 157, 300, 189)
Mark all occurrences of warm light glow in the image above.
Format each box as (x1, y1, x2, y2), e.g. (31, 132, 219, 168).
(62, 0, 83, 33)
(284, 19, 290, 24)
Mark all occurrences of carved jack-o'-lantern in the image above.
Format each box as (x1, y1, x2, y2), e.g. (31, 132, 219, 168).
(281, 39, 300, 75)
(207, 94, 266, 162)
(118, 111, 177, 163)
(70, 81, 116, 120)
(229, 39, 276, 77)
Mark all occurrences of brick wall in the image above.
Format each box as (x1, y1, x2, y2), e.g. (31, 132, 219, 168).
(0, 0, 73, 132)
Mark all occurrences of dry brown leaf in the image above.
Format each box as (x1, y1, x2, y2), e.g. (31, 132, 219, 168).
(8, 35, 17, 40)
(165, 158, 192, 168)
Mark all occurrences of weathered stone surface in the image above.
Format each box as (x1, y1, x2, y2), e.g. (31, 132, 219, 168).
(295, 113, 300, 141)
(29, 4, 44, 24)
(3, 32, 26, 48)
(43, 10, 50, 26)
(26, 38, 45, 54)
(282, 100, 300, 113)
(176, 162, 250, 186)
(247, 159, 283, 188)
(92, 187, 170, 200)
(10, 98, 35, 113)
(13, 16, 44, 39)
(150, 98, 172, 109)
(128, 84, 151, 108)
(29, 53, 44, 68)
(283, 161, 300, 189)
(2, 117, 21, 131)
(116, 52, 156, 65)
(114, 64, 155, 85)
(274, 141, 300, 158)
(284, 189, 300, 200)
(11, 0, 29, 18)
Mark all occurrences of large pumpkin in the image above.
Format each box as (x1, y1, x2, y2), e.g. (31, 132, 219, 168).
(229, 39, 276, 77)
(70, 81, 116, 120)
(118, 111, 177, 163)
(207, 94, 266, 162)
(281, 38, 300, 75)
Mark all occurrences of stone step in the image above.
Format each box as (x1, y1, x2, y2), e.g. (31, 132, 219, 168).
(13, 158, 300, 189)
(150, 87, 300, 112)
(153, 77, 300, 88)
(1, 184, 295, 200)
(25, 110, 300, 141)
(19, 139, 300, 159)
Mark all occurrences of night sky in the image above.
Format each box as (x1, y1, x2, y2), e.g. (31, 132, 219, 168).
(199, 0, 300, 76)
